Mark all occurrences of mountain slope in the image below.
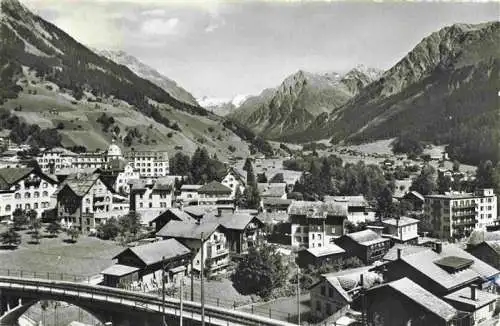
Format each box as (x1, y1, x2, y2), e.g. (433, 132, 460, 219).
(299, 22, 499, 164)
(95, 49, 199, 107)
(198, 95, 250, 116)
(228, 67, 381, 140)
(0, 0, 250, 158)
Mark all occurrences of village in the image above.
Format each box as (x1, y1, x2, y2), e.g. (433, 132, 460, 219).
(0, 138, 498, 326)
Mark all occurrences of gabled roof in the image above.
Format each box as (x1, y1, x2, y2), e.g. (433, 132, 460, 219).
(224, 167, 246, 185)
(394, 244, 499, 291)
(156, 220, 221, 240)
(262, 197, 292, 206)
(403, 191, 425, 201)
(113, 239, 190, 266)
(56, 173, 101, 197)
(0, 167, 35, 189)
(382, 216, 420, 227)
(150, 208, 196, 225)
(101, 264, 139, 276)
(181, 184, 202, 191)
(467, 230, 500, 246)
(198, 181, 232, 194)
(204, 212, 263, 231)
(484, 241, 500, 255)
(383, 277, 458, 321)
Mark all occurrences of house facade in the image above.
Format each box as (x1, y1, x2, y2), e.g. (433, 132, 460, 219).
(334, 230, 391, 264)
(467, 241, 500, 270)
(179, 184, 202, 204)
(56, 173, 128, 233)
(197, 181, 234, 209)
(129, 178, 174, 224)
(289, 201, 347, 249)
(124, 150, 169, 178)
(156, 221, 231, 275)
(220, 168, 245, 198)
(381, 216, 420, 245)
(0, 168, 58, 219)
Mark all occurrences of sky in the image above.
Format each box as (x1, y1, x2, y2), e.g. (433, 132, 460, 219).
(21, 0, 500, 99)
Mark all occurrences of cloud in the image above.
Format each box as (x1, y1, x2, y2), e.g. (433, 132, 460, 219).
(141, 18, 180, 35)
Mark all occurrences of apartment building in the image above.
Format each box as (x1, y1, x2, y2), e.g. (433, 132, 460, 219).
(124, 150, 169, 178)
(129, 178, 174, 224)
(289, 201, 347, 249)
(424, 189, 498, 240)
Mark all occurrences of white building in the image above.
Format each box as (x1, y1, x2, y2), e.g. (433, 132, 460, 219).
(113, 163, 140, 195)
(124, 150, 169, 178)
(220, 168, 245, 198)
(323, 196, 376, 224)
(37, 147, 75, 173)
(423, 189, 498, 240)
(179, 184, 202, 203)
(381, 216, 420, 245)
(129, 178, 174, 224)
(0, 168, 58, 219)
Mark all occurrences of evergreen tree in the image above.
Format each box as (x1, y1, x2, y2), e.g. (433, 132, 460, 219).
(437, 174, 452, 194)
(410, 165, 436, 195)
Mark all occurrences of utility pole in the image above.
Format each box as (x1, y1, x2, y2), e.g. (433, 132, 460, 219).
(190, 251, 194, 301)
(296, 264, 300, 326)
(180, 276, 184, 326)
(200, 232, 205, 326)
(162, 256, 166, 326)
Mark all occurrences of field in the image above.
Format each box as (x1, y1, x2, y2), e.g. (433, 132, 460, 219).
(4, 69, 250, 160)
(0, 227, 123, 278)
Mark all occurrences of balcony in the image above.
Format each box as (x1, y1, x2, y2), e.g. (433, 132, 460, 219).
(453, 219, 478, 227)
(452, 204, 477, 211)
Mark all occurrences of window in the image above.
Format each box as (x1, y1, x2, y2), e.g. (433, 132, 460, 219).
(43, 182, 48, 188)
(34, 203, 38, 209)
(139, 203, 143, 208)
(34, 192, 40, 198)
(42, 191, 48, 197)
(5, 205, 11, 212)
(316, 301, 321, 312)
(15, 193, 21, 199)
(329, 287, 333, 297)
(149, 203, 152, 208)
(25, 204, 30, 210)
(320, 286, 325, 296)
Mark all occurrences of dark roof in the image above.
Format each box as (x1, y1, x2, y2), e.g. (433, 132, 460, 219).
(204, 212, 263, 231)
(467, 230, 500, 246)
(150, 208, 196, 225)
(384, 278, 458, 321)
(197, 181, 232, 194)
(403, 191, 425, 201)
(156, 220, 220, 240)
(0, 167, 34, 188)
(56, 173, 101, 197)
(484, 241, 500, 255)
(113, 239, 190, 266)
(434, 256, 474, 273)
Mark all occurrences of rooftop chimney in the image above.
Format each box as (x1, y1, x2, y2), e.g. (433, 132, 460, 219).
(360, 273, 364, 288)
(470, 284, 477, 301)
(434, 242, 442, 254)
(397, 248, 403, 260)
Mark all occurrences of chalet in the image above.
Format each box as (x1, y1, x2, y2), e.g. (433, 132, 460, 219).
(149, 208, 197, 232)
(377, 243, 500, 297)
(56, 173, 128, 233)
(0, 167, 58, 220)
(289, 201, 347, 249)
(156, 221, 230, 275)
(365, 278, 471, 326)
(334, 230, 391, 264)
(204, 211, 264, 254)
(297, 244, 346, 268)
(102, 239, 191, 288)
(323, 196, 376, 224)
(381, 216, 420, 245)
(310, 266, 382, 321)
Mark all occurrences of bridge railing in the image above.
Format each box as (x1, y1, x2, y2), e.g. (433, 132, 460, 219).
(0, 269, 303, 323)
(0, 276, 297, 326)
